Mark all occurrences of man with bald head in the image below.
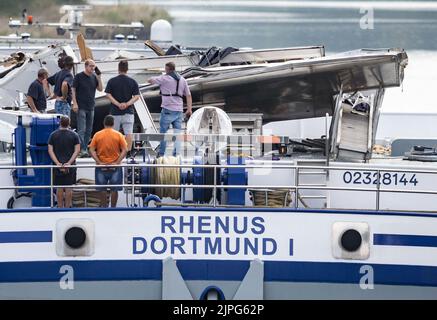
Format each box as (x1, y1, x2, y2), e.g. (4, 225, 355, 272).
(72, 59, 103, 157)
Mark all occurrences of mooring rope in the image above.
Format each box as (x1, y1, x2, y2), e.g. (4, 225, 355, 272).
(249, 189, 293, 207)
(154, 156, 181, 199)
(72, 178, 102, 207)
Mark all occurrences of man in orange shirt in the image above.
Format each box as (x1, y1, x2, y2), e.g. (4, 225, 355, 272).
(89, 115, 128, 207)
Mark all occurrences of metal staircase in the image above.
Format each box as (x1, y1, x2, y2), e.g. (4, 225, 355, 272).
(336, 103, 373, 161)
(330, 91, 379, 162)
(133, 95, 159, 154)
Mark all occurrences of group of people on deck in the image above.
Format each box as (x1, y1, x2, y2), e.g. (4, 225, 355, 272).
(28, 58, 192, 208)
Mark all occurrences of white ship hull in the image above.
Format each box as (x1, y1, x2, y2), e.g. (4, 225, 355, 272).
(1, 207, 437, 299)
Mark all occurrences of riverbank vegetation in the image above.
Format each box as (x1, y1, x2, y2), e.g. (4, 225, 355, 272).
(0, 0, 171, 40)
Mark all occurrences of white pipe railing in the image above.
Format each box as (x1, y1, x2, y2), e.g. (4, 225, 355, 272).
(3, 162, 437, 211)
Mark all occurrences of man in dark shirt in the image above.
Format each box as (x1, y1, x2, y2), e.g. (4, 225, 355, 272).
(47, 55, 66, 87)
(105, 60, 140, 152)
(27, 68, 51, 113)
(53, 56, 74, 117)
(72, 59, 103, 157)
(48, 116, 80, 208)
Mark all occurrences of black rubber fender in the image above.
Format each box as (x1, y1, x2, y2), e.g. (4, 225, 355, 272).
(7, 197, 14, 209)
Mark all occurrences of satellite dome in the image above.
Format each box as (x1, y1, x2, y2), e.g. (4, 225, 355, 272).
(187, 107, 233, 152)
(150, 19, 172, 46)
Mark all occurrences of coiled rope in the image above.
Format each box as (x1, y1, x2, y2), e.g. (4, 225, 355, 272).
(154, 156, 181, 199)
(249, 189, 313, 208)
(249, 189, 293, 207)
(72, 178, 102, 207)
(152, 157, 309, 207)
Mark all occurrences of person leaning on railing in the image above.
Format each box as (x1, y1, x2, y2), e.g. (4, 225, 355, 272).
(47, 116, 80, 208)
(88, 115, 128, 208)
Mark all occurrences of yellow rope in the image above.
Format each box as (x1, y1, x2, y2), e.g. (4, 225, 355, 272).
(154, 156, 181, 199)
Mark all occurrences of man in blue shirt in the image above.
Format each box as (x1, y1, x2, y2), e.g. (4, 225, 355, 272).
(53, 56, 74, 116)
(105, 60, 140, 152)
(47, 55, 66, 87)
(27, 68, 51, 113)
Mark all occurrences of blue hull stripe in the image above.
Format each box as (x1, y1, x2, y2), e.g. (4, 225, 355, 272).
(0, 231, 52, 243)
(374, 234, 437, 248)
(1, 260, 437, 287)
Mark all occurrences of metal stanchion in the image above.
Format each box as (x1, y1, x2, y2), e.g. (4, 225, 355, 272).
(50, 166, 54, 208)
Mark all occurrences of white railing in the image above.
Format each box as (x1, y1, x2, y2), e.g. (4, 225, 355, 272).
(4, 162, 437, 211)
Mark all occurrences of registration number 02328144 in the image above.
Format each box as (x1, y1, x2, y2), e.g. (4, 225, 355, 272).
(342, 171, 418, 186)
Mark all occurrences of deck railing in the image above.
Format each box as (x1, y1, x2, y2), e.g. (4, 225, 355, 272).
(2, 162, 437, 211)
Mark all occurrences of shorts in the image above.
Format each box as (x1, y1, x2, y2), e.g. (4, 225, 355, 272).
(55, 100, 71, 117)
(53, 168, 76, 186)
(113, 114, 134, 135)
(95, 167, 123, 191)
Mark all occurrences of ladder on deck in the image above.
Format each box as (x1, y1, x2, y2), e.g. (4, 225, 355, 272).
(133, 95, 159, 153)
(295, 159, 328, 209)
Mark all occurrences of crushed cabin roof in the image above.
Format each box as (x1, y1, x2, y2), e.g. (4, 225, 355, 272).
(130, 48, 408, 123)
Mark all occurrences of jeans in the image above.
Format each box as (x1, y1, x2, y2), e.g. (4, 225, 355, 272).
(95, 167, 123, 191)
(55, 100, 71, 117)
(159, 108, 183, 156)
(77, 109, 94, 152)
